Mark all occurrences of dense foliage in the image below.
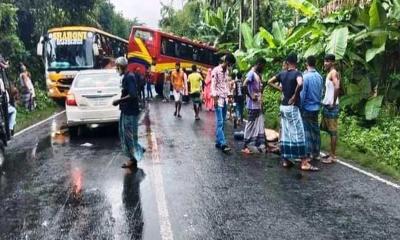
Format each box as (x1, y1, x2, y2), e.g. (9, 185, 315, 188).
(0, 0, 140, 85)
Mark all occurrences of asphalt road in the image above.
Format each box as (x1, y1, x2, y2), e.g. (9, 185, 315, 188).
(0, 100, 399, 240)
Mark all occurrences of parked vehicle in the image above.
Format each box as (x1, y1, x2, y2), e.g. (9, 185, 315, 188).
(37, 26, 128, 100)
(128, 26, 221, 96)
(0, 68, 12, 167)
(65, 69, 121, 135)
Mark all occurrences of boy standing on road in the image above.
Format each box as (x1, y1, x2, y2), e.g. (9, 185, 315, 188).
(113, 57, 144, 170)
(233, 72, 245, 129)
(211, 53, 236, 153)
(171, 62, 186, 118)
(300, 55, 323, 161)
(321, 54, 341, 164)
(188, 65, 204, 120)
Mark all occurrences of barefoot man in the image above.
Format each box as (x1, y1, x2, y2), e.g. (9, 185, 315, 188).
(321, 54, 341, 164)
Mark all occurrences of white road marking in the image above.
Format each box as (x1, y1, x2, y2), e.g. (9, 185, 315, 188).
(245, 121, 399, 189)
(14, 110, 66, 137)
(336, 159, 400, 189)
(150, 132, 174, 240)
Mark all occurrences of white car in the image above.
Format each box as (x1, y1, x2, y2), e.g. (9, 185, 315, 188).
(66, 69, 121, 132)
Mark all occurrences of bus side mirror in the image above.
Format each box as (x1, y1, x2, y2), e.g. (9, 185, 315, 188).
(37, 37, 44, 57)
(93, 44, 99, 56)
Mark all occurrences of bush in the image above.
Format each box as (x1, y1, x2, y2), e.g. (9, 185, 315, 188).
(263, 88, 281, 129)
(338, 115, 400, 171)
(34, 84, 56, 110)
(15, 85, 57, 132)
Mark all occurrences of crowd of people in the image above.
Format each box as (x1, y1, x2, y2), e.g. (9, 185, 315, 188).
(113, 51, 340, 172)
(163, 52, 340, 171)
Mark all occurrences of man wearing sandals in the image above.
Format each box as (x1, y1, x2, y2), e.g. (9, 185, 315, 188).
(321, 54, 341, 164)
(113, 57, 145, 170)
(273, 53, 319, 171)
(300, 55, 323, 162)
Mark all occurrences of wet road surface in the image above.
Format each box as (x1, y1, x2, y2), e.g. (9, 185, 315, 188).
(1, 100, 400, 240)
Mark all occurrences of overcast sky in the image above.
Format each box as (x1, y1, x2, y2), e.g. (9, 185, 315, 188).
(110, 0, 185, 28)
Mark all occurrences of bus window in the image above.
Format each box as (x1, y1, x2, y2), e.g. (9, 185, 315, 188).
(135, 30, 153, 44)
(174, 42, 180, 57)
(178, 43, 193, 61)
(47, 31, 95, 70)
(193, 47, 199, 62)
(161, 37, 176, 57)
(198, 48, 210, 64)
(212, 53, 221, 65)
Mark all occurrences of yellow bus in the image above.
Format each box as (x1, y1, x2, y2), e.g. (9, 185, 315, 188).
(37, 26, 128, 99)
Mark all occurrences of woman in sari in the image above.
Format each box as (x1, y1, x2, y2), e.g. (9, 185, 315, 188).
(202, 68, 214, 111)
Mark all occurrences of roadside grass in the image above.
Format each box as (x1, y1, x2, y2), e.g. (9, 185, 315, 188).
(320, 133, 400, 181)
(15, 105, 60, 133)
(265, 115, 400, 181)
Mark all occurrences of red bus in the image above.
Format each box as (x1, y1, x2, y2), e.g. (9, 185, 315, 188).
(127, 26, 221, 95)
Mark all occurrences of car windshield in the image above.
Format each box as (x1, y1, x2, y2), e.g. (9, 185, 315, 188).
(74, 73, 121, 89)
(46, 31, 94, 71)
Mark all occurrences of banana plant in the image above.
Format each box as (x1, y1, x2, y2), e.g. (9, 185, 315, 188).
(197, 6, 239, 47)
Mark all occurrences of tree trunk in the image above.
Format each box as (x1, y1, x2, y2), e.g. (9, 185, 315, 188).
(251, 0, 258, 36)
(239, 0, 244, 49)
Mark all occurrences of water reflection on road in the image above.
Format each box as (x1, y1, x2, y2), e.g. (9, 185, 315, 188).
(1, 102, 400, 240)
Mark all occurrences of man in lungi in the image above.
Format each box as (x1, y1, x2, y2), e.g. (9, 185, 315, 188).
(241, 58, 267, 154)
(212, 53, 236, 153)
(321, 54, 341, 164)
(273, 53, 319, 171)
(300, 55, 323, 161)
(188, 65, 204, 120)
(171, 62, 186, 118)
(113, 57, 145, 170)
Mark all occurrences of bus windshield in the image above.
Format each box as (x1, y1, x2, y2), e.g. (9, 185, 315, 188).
(46, 31, 94, 71)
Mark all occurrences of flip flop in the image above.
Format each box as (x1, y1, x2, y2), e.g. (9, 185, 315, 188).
(221, 145, 231, 153)
(322, 156, 337, 164)
(300, 164, 319, 171)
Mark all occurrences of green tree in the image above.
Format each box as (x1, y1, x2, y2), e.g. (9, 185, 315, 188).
(0, 3, 25, 76)
(159, 0, 203, 38)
